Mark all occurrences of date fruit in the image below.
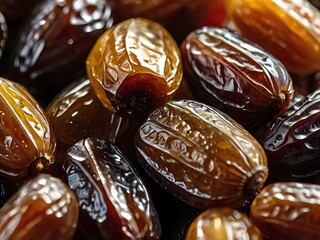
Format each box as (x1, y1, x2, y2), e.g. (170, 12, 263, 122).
(263, 88, 320, 180)
(63, 138, 161, 239)
(135, 99, 268, 210)
(186, 207, 262, 240)
(11, 0, 114, 89)
(86, 18, 182, 116)
(225, 0, 320, 74)
(250, 182, 320, 240)
(0, 77, 56, 180)
(0, 174, 79, 240)
(180, 27, 293, 131)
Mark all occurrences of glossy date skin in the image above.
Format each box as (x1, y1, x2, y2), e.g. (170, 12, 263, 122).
(186, 208, 262, 240)
(180, 27, 293, 131)
(0, 77, 56, 180)
(86, 18, 182, 116)
(10, 0, 114, 90)
(263, 88, 320, 180)
(63, 138, 161, 240)
(251, 182, 320, 240)
(135, 99, 268, 210)
(0, 174, 79, 240)
(225, 0, 320, 75)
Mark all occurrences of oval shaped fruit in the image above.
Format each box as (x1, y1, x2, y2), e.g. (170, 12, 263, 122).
(0, 174, 79, 240)
(186, 207, 262, 240)
(225, 0, 320, 74)
(0, 77, 56, 180)
(0, 11, 7, 58)
(135, 99, 268, 210)
(263, 88, 320, 180)
(63, 138, 161, 239)
(86, 18, 182, 116)
(180, 27, 293, 131)
(250, 182, 320, 240)
(11, 0, 114, 89)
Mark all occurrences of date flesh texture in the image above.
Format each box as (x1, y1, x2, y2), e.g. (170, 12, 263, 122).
(86, 18, 182, 116)
(180, 27, 293, 131)
(10, 0, 114, 89)
(0, 174, 79, 240)
(63, 138, 161, 240)
(263, 88, 320, 180)
(0, 77, 56, 180)
(135, 99, 268, 210)
(225, 0, 320, 75)
(250, 182, 320, 240)
(186, 207, 262, 240)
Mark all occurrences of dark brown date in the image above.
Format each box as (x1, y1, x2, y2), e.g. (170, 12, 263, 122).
(0, 77, 56, 180)
(263, 88, 320, 180)
(86, 18, 182, 116)
(250, 182, 320, 240)
(10, 0, 114, 90)
(135, 99, 268, 210)
(63, 138, 161, 239)
(186, 207, 262, 240)
(0, 174, 79, 240)
(180, 27, 293, 131)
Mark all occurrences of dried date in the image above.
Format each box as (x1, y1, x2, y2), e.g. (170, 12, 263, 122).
(225, 0, 320, 74)
(63, 138, 161, 239)
(250, 182, 320, 240)
(0, 174, 79, 240)
(180, 27, 293, 131)
(186, 208, 262, 240)
(86, 18, 182, 116)
(0, 77, 56, 180)
(135, 99, 268, 210)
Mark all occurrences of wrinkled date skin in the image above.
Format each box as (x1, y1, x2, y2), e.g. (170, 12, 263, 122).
(180, 27, 293, 131)
(0, 174, 79, 240)
(251, 182, 320, 240)
(110, 0, 227, 43)
(86, 18, 182, 116)
(186, 208, 262, 240)
(10, 0, 114, 90)
(225, 0, 320, 74)
(63, 138, 161, 240)
(135, 99, 268, 210)
(0, 77, 56, 180)
(263, 88, 320, 180)
(0, 11, 6, 58)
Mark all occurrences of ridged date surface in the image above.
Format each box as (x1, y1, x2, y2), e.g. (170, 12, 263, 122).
(135, 99, 268, 210)
(63, 138, 161, 239)
(263, 88, 320, 180)
(11, 0, 114, 88)
(251, 182, 320, 240)
(0, 77, 56, 180)
(180, 27, 293, 130)
(186, 208, 262, 240)
(86, 18, 182, 116)
(225, 0, 320, 74)
(0, 174, 79, 240)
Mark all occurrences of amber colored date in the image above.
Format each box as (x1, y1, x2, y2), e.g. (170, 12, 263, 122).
(0, 174, 79, 240)
(263, 88, 320, 180)
(225, 0, 320, 74)
(135, 99, 268, 210)
(0, 77, 56, 180)
(10, 0, 114, 89)
(180, 27, 293, 131)
(63, 138, 161, 240)
(250, 182, 320, 240)
(186, 208, 262, 240)
(86, 18, 182, 116)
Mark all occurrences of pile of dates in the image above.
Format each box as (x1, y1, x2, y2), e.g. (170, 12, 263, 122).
(1, 0, 320, 239)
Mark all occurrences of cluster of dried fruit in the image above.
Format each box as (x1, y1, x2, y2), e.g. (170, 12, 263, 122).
(0, 0, 320, 239)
